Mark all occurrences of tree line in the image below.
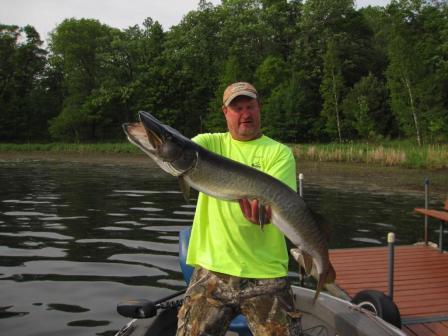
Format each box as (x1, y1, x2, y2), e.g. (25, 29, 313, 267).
(1, 0, 447, 145)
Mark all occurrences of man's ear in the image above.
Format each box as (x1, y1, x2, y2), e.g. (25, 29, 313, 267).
(222, 105, 227, 115)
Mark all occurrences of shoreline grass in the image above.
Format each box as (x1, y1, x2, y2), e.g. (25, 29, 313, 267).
(1, 142, 447, 169)
(291, 143, 448, 169)
(0, 142, 140, 154)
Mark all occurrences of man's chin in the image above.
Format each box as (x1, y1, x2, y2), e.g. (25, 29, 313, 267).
(237, 128, 261, 140)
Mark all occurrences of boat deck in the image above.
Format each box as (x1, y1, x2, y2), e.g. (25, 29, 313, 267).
(329, 244, 448, 336)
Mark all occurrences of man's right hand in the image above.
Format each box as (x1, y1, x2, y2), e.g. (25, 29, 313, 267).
(238, 198, 271, 226)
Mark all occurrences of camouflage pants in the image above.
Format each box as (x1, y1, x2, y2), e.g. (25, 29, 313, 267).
(176, 267, 302, 336)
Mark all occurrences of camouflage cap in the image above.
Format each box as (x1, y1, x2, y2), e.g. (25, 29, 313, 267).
(222, 82, 258, 106)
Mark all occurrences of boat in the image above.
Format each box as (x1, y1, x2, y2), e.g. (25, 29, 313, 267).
(115, 228, 407, 336)
(115, 285, 407, 336)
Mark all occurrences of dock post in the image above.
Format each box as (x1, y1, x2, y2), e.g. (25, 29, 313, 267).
(387, 232, 395, 300)
(299, 173, 304, 197)
(424, 178, 429, 245)
(298, 173, 305, 286)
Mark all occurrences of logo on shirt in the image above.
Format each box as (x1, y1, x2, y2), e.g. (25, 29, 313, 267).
(251, 156, 262, 169)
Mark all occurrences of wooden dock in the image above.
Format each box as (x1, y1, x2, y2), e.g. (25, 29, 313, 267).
(329, 244, 448, 336)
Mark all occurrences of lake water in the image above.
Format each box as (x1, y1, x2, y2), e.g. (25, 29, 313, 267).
(0, 160, 443, 335)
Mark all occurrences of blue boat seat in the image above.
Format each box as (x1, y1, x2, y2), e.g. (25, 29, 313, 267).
(179, 227, 252, 336)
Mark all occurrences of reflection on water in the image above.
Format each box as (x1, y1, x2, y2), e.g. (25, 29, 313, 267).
(0, 161, 443, 335)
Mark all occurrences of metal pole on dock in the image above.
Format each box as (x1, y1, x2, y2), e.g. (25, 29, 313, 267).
(298, 173, 305, 286)
(299, 173, 304, 198)
(424, 178, 429, 246)
(387, 232, 395, 300)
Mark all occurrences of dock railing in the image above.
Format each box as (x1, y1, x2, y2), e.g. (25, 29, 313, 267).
(415, 178, 448, 253)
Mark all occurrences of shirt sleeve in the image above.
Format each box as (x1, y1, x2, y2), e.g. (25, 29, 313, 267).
(265, 146, 297, 192)
(192, 133, 211, 150)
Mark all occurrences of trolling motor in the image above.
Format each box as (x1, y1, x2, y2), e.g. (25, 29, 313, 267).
(117, 289, 186, 319)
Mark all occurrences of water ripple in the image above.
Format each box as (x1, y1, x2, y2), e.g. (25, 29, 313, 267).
(113, 189, 182, 194)
(114, 220, 144, 226)
(0, 246, 66, 258)
(96, 226, 131, 231)
(0, 231, 73, 240)
(141, 217, 192, 223)
(76, 239, 178, 253)
(108, 253, 179, 272)
(130, 207, 163, 212)
(172, 211, 195, 216)
(351, 237, 383, 245)
(3, 211, 54, 217)
(38, 216, 87, 221)
(141, 225, 188, 232)
(2, 200, 51, 204)
(0, 260, 167, 278)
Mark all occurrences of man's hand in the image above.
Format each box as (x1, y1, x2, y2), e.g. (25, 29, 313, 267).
(238, 198, 271, 226)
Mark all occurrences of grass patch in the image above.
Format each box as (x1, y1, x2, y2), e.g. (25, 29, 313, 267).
(290, 142, 448, 169)
(0, 142, 140, 154)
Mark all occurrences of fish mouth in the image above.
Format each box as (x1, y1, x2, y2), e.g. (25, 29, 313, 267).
(122, 111, 191, 161)
(122, 112, 170, 153)
(122, 111, 195, 176)
(122, 112, 167, 157)
(138, 111, 167, 149)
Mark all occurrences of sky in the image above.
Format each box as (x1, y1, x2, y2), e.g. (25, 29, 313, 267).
(1, 0, 391, 43)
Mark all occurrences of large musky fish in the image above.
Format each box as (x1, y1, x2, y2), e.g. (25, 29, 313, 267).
(123, 111, 336, 301)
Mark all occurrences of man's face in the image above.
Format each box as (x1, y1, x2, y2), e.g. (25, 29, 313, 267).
(222, 96, 261, 141)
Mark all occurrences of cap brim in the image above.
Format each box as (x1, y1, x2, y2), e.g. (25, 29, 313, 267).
(224, 91, 257, 106)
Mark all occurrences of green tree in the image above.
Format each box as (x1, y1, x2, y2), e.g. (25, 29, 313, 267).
(0, 24, 50, 141)
(158, 2, 223, 136)
(320, 37, 345, 142)
(92, 18, 166, 139)
(293, 0, 376, 141)
(48, 18, 118, 141)
(342, 73, 391, 139)
(385, 0, 448, 144)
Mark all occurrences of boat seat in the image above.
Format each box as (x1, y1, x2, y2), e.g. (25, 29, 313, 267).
(179, 227, 252, 336)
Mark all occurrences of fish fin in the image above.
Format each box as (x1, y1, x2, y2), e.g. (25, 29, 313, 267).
(178, 176, 190, 203)
(290, 248, 314, 275)
(313, 263, 337, 303)
(326, 262, 336, 284)
(258, 201, 266, 230)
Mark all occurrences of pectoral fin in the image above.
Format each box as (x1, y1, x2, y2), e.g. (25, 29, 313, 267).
(178, 176, 190, 203)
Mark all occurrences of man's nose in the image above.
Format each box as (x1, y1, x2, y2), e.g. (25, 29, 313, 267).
(240, 107, 252, 116)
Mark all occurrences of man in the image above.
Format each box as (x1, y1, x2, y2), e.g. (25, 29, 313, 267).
(177, 82, 301, 336)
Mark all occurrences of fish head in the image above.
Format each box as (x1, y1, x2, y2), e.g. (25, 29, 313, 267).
(122, 111, 197, 176)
